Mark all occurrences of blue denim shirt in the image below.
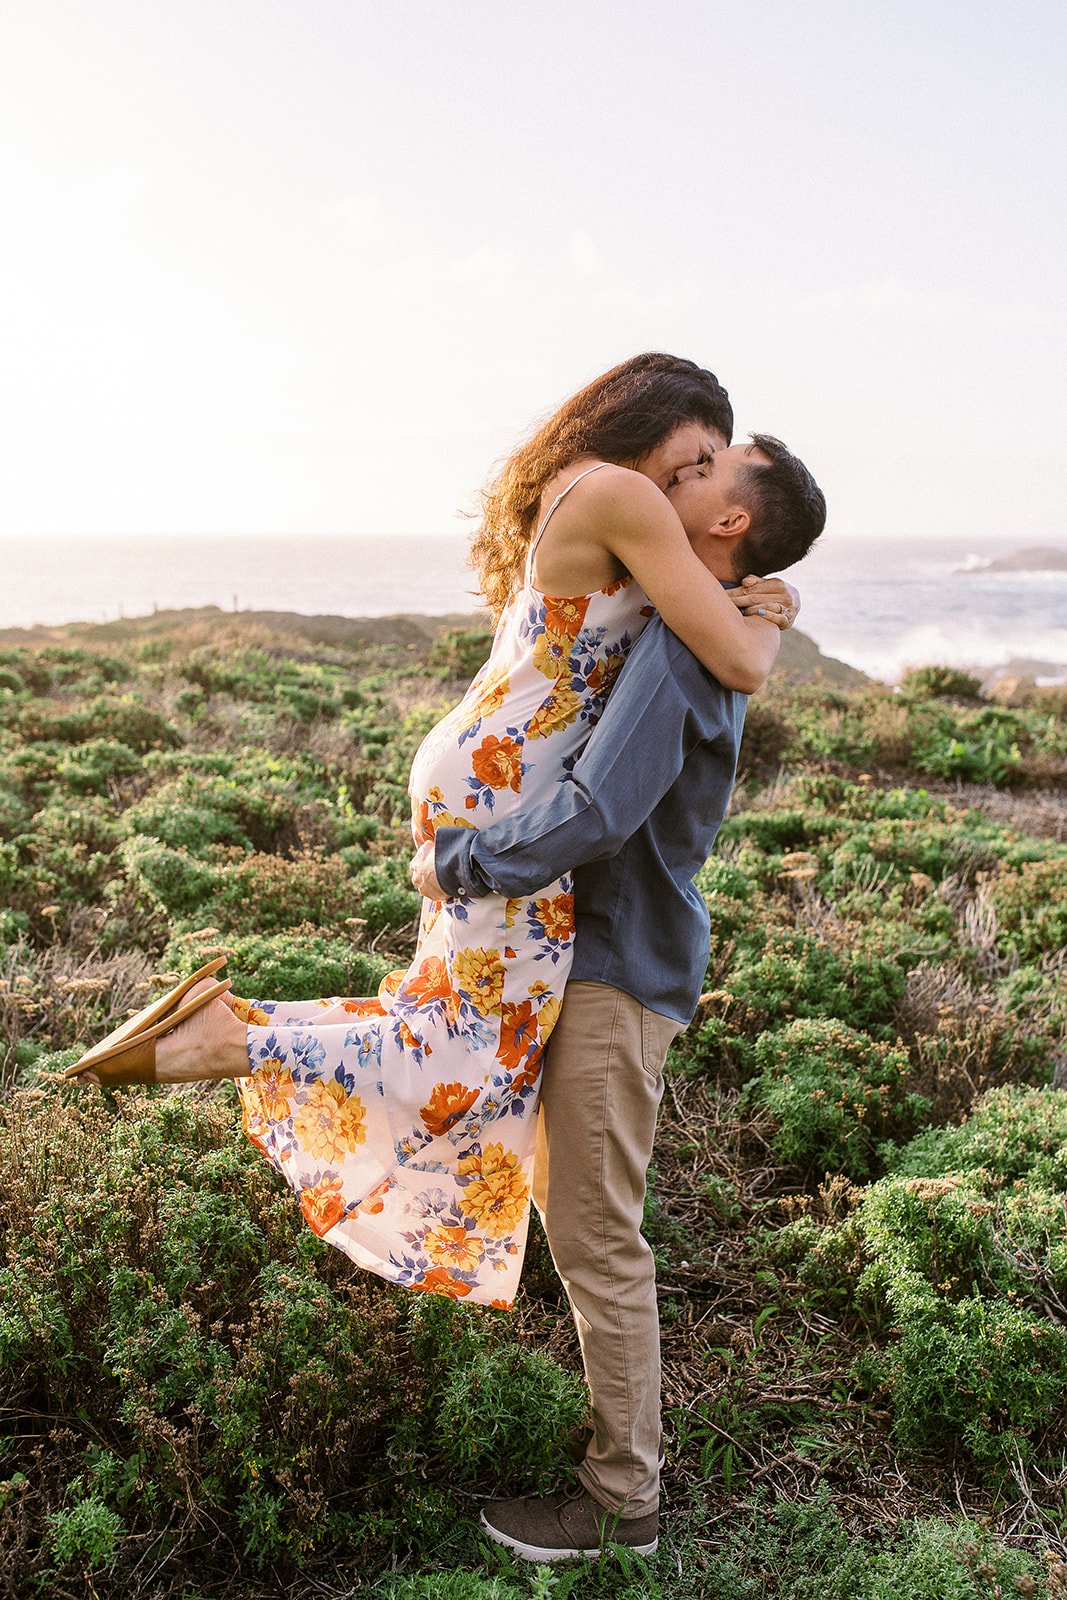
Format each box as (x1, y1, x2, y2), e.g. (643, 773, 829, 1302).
(433, 613, 748, 1024)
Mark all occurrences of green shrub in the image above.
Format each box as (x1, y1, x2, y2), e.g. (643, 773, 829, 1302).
(11, 695, 181, 751)
(722, 928, 906, 1038)
(47, 1490, 123, 1570)
(988, 857, 1067, 962)
(746, 1018, 926, 1178)
(899, 666, 983, 701)
(887, 1084, 1067, 1189)
(437, 1346, 587, 1482)
(0, 1089, 420, 1568)
(122, 772, 294, 854)
(907, 705, 1022, 784)
(354, 857, 422, 939)
(0, 787, 30, 839)
(121, 835, 221, 918)
(164, 928, 395, 1002)
(56, 737, 143, 794)
(429, 628, 494, 681)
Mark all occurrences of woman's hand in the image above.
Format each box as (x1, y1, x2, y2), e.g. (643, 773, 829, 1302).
(410, 839, 446, 901)
(728, 576, 800, 630)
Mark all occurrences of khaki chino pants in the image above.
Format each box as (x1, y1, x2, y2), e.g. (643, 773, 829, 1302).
(532, 980, 682, 1518)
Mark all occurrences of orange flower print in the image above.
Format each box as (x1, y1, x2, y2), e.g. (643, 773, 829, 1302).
(533, 893, 574, 942)
(413, 1266, 473, 1299)
(424, 1224, 484, 1273)
(339, 998, 386, 1018)
(420, 1081, 480, 1137)
(601, 576, 631, 596)
(543, 594, 590, 639)
(458, 1142, 530, 1238)
(241, 1098, 270, 1154)
(526, 683, 583, 741)
(406, 956, 453, 1005)
(451, 947, 506, 1016)
(299, 1175, 346, 1237)
(293, 1080, 367, 1164)
(353, 1176, 392, 1216)
(412, 798, 431, 843)
(471, 734, 524, 793)
(253, 1059, 298, 1121)
(490, 1298, 511, 1311)
(380, 969, 404, 998)
(497, 1001, 537, 1072)
(396, 1018, 430, 1056)
(586, 649, 625, 697)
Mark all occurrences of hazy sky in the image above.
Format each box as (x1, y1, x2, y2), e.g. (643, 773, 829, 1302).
(2, 0, 1064, 542)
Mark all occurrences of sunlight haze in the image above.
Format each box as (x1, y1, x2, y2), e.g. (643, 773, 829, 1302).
(2, 0, 1064, 544)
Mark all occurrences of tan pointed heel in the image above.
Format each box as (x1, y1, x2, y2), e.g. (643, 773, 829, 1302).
(72, 957, 230, 1064)
(64, 977, 233, 1085)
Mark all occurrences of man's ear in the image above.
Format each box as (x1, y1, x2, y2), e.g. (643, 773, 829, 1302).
(711, 507, 751, 540)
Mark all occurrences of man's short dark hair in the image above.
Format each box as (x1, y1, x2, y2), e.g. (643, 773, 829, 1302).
(732, 432, 826, 576)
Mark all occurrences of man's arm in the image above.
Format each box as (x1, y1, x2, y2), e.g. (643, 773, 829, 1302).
(427, 619, 741, 901)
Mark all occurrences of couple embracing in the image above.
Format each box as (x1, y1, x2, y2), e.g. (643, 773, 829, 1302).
(68, 352, 825, 1562)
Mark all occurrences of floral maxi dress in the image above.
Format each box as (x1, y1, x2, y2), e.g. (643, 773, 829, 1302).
(236, 470, 650, 1306)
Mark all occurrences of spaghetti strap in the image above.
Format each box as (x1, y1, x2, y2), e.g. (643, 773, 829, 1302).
(524, 461, 613, 588)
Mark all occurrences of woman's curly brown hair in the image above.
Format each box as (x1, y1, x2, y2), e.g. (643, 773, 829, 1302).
(470, 353, 734, 620)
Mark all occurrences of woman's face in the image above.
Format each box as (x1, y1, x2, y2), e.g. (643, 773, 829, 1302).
(630, 422, 729, 493)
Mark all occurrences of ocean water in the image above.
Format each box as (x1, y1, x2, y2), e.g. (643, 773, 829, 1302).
(3, 533, 1066, 686)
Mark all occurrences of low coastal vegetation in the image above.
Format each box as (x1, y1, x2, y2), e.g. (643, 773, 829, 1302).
(0, 614, 1065, 1598)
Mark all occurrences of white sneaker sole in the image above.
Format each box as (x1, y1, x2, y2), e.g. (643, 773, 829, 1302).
(478, 1510, 658, 1563)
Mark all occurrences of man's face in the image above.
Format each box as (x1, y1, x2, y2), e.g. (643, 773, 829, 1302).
(632, 422, 729, 494)
(666, 442, 770, 540)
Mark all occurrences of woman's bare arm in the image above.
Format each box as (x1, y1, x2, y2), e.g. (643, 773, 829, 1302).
(560, 467, 782, 693)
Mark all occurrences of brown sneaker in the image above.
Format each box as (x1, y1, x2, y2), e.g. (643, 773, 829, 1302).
(479, 1484, 659, 1562)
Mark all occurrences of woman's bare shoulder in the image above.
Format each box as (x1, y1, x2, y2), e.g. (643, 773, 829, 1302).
(542, 461, 664, 525)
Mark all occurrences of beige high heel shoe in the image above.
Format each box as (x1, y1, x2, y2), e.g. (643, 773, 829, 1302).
(64, 960, 231, 1086)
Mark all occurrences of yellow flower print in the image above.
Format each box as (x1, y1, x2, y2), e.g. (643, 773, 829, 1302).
(505, 898, 523, 930)
(252, 1058, 298, 1121)
(458, 1142, 530, 1238)
(526, 683, 583, 741)
(537, 995, 562, 1038)
(532, 629, 572, 680)
(527, 980, 549, 997)
(230, 996, 270, 1026)
(451, 947, 506, 1016)
(469, 669, 510, 721)
(424, 1224, 485, 1273)
(292, 1080, 367, 1165)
